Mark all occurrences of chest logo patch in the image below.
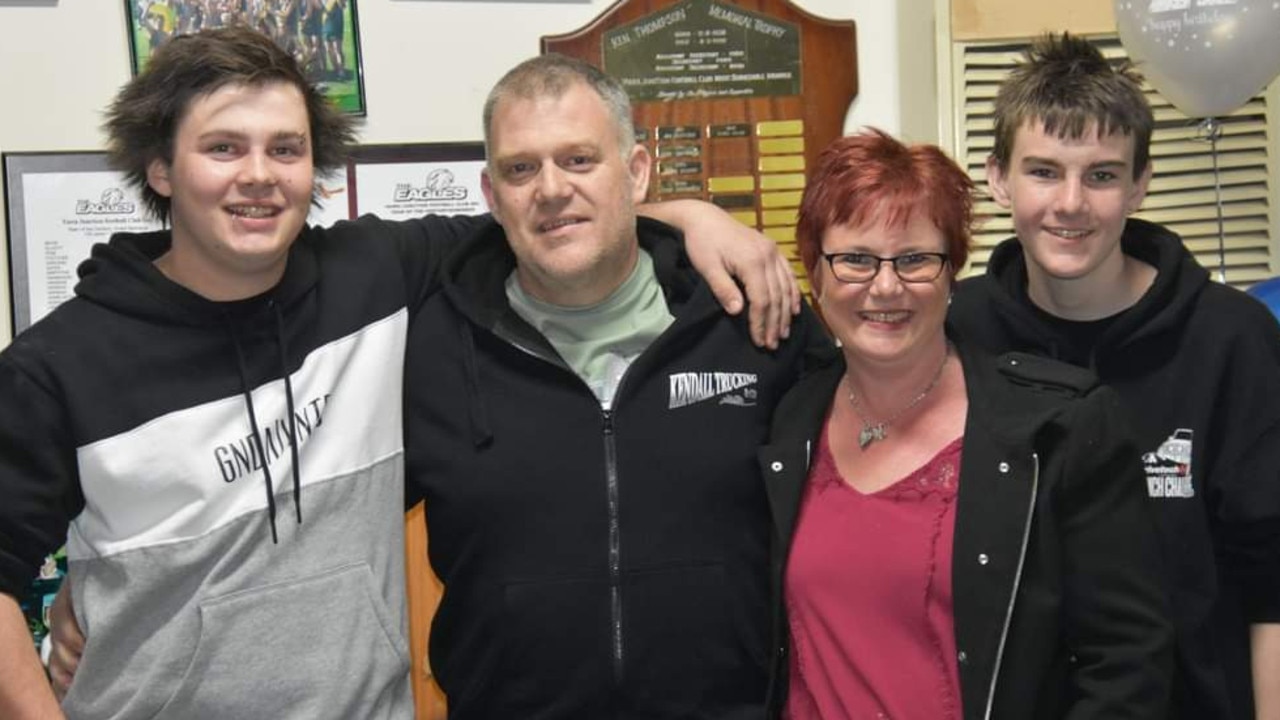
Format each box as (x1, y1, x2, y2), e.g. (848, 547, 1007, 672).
(667, 371, 759, 409)
(1142, 428, 1195, 499)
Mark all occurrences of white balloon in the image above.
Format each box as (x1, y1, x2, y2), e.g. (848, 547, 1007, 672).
(1114, 0, 1280, 118)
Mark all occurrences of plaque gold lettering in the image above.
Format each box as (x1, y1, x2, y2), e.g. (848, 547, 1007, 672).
(656, 126, 702, 140)
(658, 160, 703, 176)
(659, 179, 704, 194)
(709, 123, 751, 138)
(655, 144, 702, 158)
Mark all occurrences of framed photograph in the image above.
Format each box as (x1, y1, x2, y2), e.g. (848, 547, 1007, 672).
(123, 0, 367, 115)
(346, 142, 489, 219)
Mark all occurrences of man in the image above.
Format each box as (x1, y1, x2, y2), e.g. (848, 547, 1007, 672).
(0, 28, 795, 719)
(948, 32, 1280, 719)
(402, 54, 826, 717)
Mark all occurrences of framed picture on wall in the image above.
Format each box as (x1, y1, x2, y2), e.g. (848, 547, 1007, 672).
(346, 142, 489, 219)
(2, 151, 161, 334)
(123, 0, 367, 115)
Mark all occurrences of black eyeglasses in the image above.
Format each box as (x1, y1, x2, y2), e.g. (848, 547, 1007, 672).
(822, 252, 950, 284)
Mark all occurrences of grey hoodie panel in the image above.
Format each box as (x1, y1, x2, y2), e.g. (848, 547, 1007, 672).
(61, 462, 411, 720)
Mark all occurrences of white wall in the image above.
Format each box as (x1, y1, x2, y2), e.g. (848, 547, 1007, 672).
(0, 0, 938, 345)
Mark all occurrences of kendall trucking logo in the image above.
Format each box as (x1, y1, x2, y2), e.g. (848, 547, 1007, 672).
(668, 371, 758, 409)
(1143, 428, 1195, 498)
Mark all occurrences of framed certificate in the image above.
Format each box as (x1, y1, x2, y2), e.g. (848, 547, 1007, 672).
(2, 152, 161, 333)
(347, 142, 488, 218)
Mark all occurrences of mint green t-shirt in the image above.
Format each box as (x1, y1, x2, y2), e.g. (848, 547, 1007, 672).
(506, 250, 675, 409)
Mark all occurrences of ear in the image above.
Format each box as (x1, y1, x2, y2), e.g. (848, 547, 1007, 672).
(146, 157, 174, 199)
(480, 168, 501, 221)
(626, 143, 652, 204)
(1126, 162, 1153, 215)
(808, 262, 825, 303)
(985, 154, 1012, 209)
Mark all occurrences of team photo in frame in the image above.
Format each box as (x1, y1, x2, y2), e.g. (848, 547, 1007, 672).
(124, 0, 367, 114)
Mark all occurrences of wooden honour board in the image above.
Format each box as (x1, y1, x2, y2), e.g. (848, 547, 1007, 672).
(544, 0, 856, 294)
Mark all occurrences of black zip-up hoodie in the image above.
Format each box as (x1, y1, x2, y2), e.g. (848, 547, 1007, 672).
(949, 218, 1280, 719)
(403, 217, 828, 719)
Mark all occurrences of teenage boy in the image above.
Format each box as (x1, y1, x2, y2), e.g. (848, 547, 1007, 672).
(0, 27, 795, 719)
(949, 32, 1280, 719)
(401, 53, 826, 718)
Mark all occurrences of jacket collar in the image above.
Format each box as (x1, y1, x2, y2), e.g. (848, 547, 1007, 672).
(980, 218, 1209, 364)
(441, 216, 718, 334)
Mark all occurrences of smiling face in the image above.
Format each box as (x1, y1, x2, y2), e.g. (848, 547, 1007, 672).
(987, 120, 1151, 294)
(146, 81, 314, 301)
(481, 80, 650, 307)
(815, 211, 952, 370)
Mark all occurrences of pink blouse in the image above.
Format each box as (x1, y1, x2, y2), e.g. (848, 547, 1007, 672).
(784, 429, 964, 720)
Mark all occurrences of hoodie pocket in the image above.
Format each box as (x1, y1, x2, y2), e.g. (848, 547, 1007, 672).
(150, 563, 410, 720)
(488, 575, 614, 715)
(623, 561, 769, 716)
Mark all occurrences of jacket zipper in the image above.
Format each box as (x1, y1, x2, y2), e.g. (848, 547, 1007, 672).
(500, 321, 646, 685)
(602, 409, 625, 683)
(982, 452, 1039, 720)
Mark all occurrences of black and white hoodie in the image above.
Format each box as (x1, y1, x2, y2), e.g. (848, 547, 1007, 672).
(0, 213, 479, 719)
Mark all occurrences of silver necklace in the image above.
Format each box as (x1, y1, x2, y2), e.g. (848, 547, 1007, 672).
(846, 345, 950, 450)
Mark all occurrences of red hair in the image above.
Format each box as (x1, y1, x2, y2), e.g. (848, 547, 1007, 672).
(796, 129, 975, 280)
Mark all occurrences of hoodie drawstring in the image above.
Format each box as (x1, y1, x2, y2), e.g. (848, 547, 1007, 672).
(225, 303, 303, 544)
(273, 304, 303, 526)
(229, 327, 280, 544)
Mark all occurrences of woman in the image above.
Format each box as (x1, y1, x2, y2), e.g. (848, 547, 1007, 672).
(759, 130, 1172, 719)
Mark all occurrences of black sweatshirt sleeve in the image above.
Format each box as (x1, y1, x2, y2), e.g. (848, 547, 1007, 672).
(0, 353, 78, 598)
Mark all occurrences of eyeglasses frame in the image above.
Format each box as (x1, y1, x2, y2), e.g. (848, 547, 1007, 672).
(820, 251, 951, 284)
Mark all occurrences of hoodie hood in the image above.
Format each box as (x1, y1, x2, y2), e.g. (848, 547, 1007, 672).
(437, 215, 715, 450)
(74, 229, 320, 327)
(439, 216, 702, 331)
(977, 217, 1210, 369)
(73, 228, 319, 542)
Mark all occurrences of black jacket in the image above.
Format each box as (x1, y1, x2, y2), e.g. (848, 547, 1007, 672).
(950, 219, 1280, 719)
(404, 217, 829, 719)
(758, 339, 1174, 719)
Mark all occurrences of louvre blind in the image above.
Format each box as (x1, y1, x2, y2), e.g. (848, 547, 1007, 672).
(955, 36, 1273, 288)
